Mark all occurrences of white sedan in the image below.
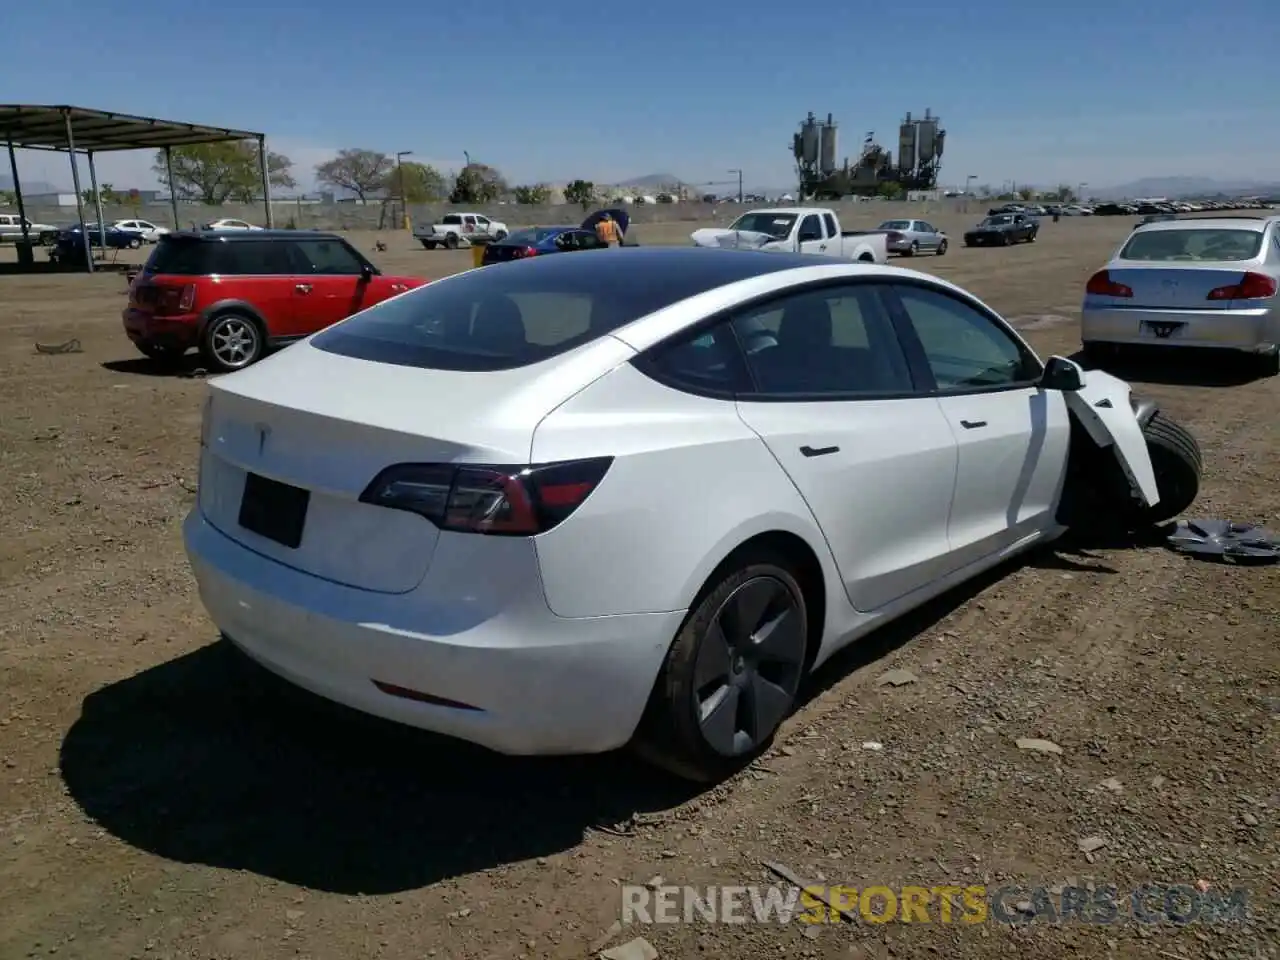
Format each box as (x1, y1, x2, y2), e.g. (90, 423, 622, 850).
(202, 218, 262, 231)
(113, 219, 170, 243)
(183, 248, 1202, 782)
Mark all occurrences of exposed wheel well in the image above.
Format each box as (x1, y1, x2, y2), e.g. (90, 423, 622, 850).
(709, 531, 827, 675)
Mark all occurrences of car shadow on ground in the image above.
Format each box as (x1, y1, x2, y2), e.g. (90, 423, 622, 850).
(1072, 347, 1269, 388)
(101, 357, 212, 379)
(60, 530, 1167, 895)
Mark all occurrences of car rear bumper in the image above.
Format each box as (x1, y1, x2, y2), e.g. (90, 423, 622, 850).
(123, 307, 200, 349)
(1080, 305, 1277, 352)
(183, 509, 683, 756)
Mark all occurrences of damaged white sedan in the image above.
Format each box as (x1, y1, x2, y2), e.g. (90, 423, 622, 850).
(184, 248, 1201, 783)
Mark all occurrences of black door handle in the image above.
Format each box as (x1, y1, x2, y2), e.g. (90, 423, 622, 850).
(800, 445, 840, 457)
(960, 419, 987, 429)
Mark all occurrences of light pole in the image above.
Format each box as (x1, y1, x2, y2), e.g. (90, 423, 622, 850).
(1078, 182, 1088, 203)
(965, 174, 977, 195)
(396, 150, 412, 230)
(728, 168, 743, 203)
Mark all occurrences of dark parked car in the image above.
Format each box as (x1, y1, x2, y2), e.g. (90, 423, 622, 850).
(963, 213, 1039, 247)
(48, 223, 140, 265)
(481, 209, 634, 265)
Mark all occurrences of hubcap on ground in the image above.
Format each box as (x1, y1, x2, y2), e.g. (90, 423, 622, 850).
(693, 576, 806, 757)
(211, 318, 257, 367)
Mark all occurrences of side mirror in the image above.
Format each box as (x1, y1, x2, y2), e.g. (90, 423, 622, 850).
(1041, 355, 1084, 392)
(360, 262, 377, 281)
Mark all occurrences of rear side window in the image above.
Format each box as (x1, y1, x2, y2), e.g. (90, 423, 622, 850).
(505, 228, 560, 244)
(1120, 229, 1263, 262)
(310, 249, 806, 371)
(441, 215, 462, 225)
(147, 238, 297, 275)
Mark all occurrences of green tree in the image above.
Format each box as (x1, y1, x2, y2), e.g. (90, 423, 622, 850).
(0, 189, 16, 206)
(81, 183, 125, 206)
(564, 179, 596, 208)
(1017, 186, 1036, 201)
(1052, 184, 1077, 202)
(449, 163, 507, 204)
(512, 183, 551, 204)
(153, 142, 295, 205)
(392, 161, 448, 203)
(876, 181, 904, 200)
(315, 148, 394, 203)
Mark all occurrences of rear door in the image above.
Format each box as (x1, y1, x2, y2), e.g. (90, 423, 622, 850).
(286, 237, 374, 336)
(887, 282, 1071, 567)
(729, 281, 959, 612)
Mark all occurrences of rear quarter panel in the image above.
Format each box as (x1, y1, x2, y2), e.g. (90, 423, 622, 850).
(530, 362, 843, 621)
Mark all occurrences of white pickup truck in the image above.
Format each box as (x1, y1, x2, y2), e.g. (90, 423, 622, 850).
(691, 206, 888, 263)
(0, 213, 58, 245)
(415, 212, 509, 250)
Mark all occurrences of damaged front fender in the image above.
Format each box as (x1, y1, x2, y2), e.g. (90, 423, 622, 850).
(1063, 368, 1161, 508)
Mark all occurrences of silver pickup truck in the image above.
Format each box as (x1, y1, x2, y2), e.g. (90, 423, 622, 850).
(0, 213, 59, 244)
(690, 206, 888, 263)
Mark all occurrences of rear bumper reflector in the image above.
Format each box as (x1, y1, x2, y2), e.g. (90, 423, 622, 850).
(371, 679, 484, 712)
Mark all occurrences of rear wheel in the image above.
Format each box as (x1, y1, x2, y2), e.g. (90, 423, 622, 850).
(420, 239, 436, 250)
(634, 552, 809, 783)
(444, 233, 459, 250)
(906, 241, 918, 257)
(1255, 348, 1280, 377)
(128, 237, 142, 249)
(494, 230, 507, 241)
(200, 312, 264, 372)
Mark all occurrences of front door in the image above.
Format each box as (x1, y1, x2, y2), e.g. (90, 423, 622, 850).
(888, 282, 1071, 567)
(729, 282, 959, 612)
(796, 213, 828, 256)
(285, 237, 374, 337)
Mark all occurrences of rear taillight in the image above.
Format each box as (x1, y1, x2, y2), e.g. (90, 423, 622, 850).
(152, 283, 197, 314)
(887, 231, 904, 243)
(519, 246, 538, 258)
(1086, 270, 1133, 298)
(1207, 271, 1277, 301)
(358, 457, 613, 536)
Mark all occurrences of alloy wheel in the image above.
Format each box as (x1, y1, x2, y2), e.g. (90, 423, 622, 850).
(693, 576, 806, 756)
(209, 317, 260, 369)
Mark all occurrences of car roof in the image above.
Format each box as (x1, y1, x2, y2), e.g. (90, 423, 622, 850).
(165, 228, 343, 242)
(1131, 217, 1274, 234)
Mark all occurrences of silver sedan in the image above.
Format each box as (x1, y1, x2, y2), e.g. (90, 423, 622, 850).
(877, 219, 948, 256)
(1081, 216, 1280, 375)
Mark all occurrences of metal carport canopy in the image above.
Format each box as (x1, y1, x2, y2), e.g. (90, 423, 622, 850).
(1, 104, 274, 272)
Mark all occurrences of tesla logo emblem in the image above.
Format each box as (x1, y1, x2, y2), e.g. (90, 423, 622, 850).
(255, 423, 270, 454)
(1161, 279, 1179, 288)
(1149, 322, 1181, 339)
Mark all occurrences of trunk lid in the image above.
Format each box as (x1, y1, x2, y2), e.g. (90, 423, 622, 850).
(1102, 265, 1262, 309)
(198, 338, 634, 593)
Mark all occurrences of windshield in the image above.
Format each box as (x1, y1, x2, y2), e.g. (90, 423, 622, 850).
(879, 220, 911, 230)
(1119, 228, 1263, 262)
(982, 216, 1013, 226)
(503, 227, 565, 245)
(726, 213, 796, 239)
(310, 248, 806, 372)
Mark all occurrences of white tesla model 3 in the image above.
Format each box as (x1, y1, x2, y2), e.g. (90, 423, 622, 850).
(184, 247, 1202, 782)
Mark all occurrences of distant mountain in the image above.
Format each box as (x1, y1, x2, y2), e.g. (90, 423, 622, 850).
(1093, 176, 1280, 199)
(615, 173, 686, 189)
(0, 175, 61, 195)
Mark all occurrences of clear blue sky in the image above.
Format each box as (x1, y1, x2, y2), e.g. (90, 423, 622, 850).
(6, 0, 1278, 193)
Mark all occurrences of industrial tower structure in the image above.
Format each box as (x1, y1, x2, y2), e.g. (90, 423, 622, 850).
(792, 109, 946, 199)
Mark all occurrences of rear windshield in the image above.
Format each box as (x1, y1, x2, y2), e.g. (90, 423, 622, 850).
(310, 248, 806, 371)
(1119, 228, 1263, 262)
(503, 227, 564, 244)
(879, 220, 911, 230)
(982, 216, 1013, 226)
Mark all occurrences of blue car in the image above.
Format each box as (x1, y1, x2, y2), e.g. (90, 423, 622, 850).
(481, 208, 631, 265)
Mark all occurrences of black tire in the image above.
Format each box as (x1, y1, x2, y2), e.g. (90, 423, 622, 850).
(200, 312, 264, 373)
(633, 551, 810, 783)
(494, 230, 507, 241)
(1027, 230, 1037, 243)
(1134, 412, 1202, 526)
(935, 239, 948, 256)
(128, 237, 142, 249)
(444, 233, 459, 250)
(1255, 349, 1280, 377)
(905, 241, 918, 257)
(420, 239, 436, 250)
(1002, 233, 1012, 246)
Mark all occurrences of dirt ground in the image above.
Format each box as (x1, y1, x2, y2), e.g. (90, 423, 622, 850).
(1, 214, 1277, 960)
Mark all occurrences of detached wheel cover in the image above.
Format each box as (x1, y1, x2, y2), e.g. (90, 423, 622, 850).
(1166, 519, 1280, 565)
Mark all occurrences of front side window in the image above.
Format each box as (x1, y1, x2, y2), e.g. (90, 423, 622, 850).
(290, 238, 366, 275)
(730, 284, 914, 397)
(891, 284, 1039, 391)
